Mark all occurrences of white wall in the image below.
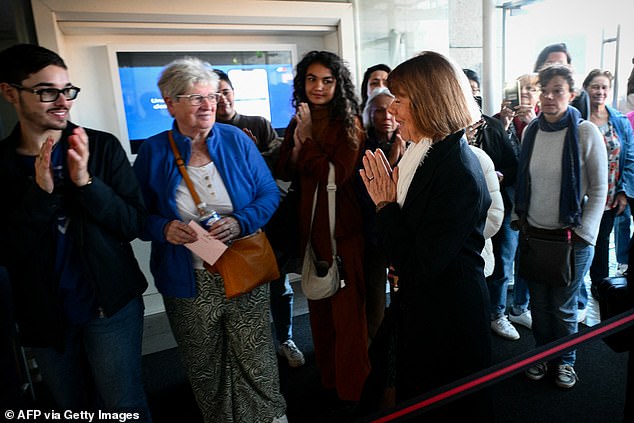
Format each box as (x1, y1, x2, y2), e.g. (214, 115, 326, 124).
(30, 0, 357, 315)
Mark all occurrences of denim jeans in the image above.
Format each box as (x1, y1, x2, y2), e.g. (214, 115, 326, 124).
(615, 204, 632, 265)
(527, 242, 594, 366)
(31, 297, 152, 422)
(580, 209, 617, 310)
(270, 273, 294, 343)
(488, 211, 523, 319)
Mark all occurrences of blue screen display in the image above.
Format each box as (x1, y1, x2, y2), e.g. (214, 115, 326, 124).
(118, 62, 294, 145)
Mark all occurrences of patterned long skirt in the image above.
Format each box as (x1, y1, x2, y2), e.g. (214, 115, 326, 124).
(163, 270, 286, 423)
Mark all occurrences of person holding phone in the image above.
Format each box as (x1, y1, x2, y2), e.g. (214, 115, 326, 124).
(498, 73, 541, 142)
(493, 73, 541, 331)
(464, 69, 521, 341)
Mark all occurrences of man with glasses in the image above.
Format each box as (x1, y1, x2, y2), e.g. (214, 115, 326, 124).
(0, 44, 152, 419)
(213, 69, 305, 368)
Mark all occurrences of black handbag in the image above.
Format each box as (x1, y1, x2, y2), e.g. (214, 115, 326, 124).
(596, 276, 634, 352)
(517, 224, 575, 287)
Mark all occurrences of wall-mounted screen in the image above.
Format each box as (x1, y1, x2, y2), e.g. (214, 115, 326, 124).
(112, 48, 296, 154)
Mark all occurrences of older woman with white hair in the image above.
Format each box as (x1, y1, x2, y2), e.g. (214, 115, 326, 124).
(362, 87, 406, 168)
(133, 57, 287, 423)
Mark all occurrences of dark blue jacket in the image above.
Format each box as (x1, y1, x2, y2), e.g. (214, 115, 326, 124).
(0, 122, 148, 348)
(606, 105, 634, 198)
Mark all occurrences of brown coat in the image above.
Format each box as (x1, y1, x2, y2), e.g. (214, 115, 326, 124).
(276, 106, 370, 401)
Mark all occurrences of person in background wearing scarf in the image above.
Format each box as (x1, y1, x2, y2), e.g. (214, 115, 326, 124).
(513, 64, 607, 389)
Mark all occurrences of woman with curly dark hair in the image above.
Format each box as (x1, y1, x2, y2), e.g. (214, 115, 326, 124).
(276, 50, 370, 412)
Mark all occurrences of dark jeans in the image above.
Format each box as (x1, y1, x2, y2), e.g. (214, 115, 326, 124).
(582, 209, 617, 309)
(31, 297, 152, 422)
(488, 210, 528, 318)
(528, 242, 594, 365)
(270, 274, 294, 343)
(615, 204, 632, 264)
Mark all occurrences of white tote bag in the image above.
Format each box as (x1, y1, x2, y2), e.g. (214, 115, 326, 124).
(301, 163, 345, 300)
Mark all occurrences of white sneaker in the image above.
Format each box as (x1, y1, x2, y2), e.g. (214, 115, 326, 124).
(616, 263, 628, 276)
(278, 340, 305, 367)
(491, 316, 520, 340)
(271, 415, 288, 423)
(509, 310, 532, 329)
(577, 308, 587, 324)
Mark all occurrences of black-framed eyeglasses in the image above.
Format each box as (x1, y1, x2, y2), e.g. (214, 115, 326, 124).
(176, 93, 221, 106)
(10, 83, 80, 102)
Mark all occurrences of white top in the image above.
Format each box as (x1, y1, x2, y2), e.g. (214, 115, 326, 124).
(175, 161, 234, 268)
(396, 137, 433, 206)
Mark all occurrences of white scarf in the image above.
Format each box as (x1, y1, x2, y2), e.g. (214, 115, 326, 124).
(396, 138, 433, 206)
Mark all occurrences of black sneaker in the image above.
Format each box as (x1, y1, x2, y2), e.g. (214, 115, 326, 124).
(525, 362, 548, 381)
(555, 364, 578, 389)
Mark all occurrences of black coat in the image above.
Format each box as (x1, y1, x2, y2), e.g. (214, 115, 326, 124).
(0, 122, 148, 348)
(376, 132, 492, 412)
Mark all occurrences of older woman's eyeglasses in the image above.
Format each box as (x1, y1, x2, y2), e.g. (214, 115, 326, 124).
(176, 93, 221, 106)
(10, 83, 80, 102)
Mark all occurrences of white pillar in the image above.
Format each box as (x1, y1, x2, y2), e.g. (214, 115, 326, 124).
(482, 0, 498, 115)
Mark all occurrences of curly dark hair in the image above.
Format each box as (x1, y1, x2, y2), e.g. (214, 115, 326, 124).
(293, 50, 361, 143)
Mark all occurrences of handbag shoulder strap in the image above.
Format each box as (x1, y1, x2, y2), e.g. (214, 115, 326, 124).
(168, 131, 205, 217)
(307, 162, 337, 254)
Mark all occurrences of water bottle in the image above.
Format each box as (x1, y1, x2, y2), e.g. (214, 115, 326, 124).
(199, 203, 221, 229)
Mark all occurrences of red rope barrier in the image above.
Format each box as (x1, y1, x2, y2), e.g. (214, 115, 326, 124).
(372, 309, 634, 422)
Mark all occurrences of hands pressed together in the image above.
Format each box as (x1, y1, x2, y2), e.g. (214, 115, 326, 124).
(360, 148, 399, 209)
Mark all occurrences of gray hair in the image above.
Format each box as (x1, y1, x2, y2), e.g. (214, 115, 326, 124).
(157, 57, 219, 99)
(362, 86, 395, 129)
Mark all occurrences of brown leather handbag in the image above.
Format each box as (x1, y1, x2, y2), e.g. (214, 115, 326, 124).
(168, 131, 279, 299)
(205, 230, 280, 299)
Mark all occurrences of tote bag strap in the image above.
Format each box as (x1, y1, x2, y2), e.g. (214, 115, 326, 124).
(167, 130, 206, 217)
(307, 162, 336, 254)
